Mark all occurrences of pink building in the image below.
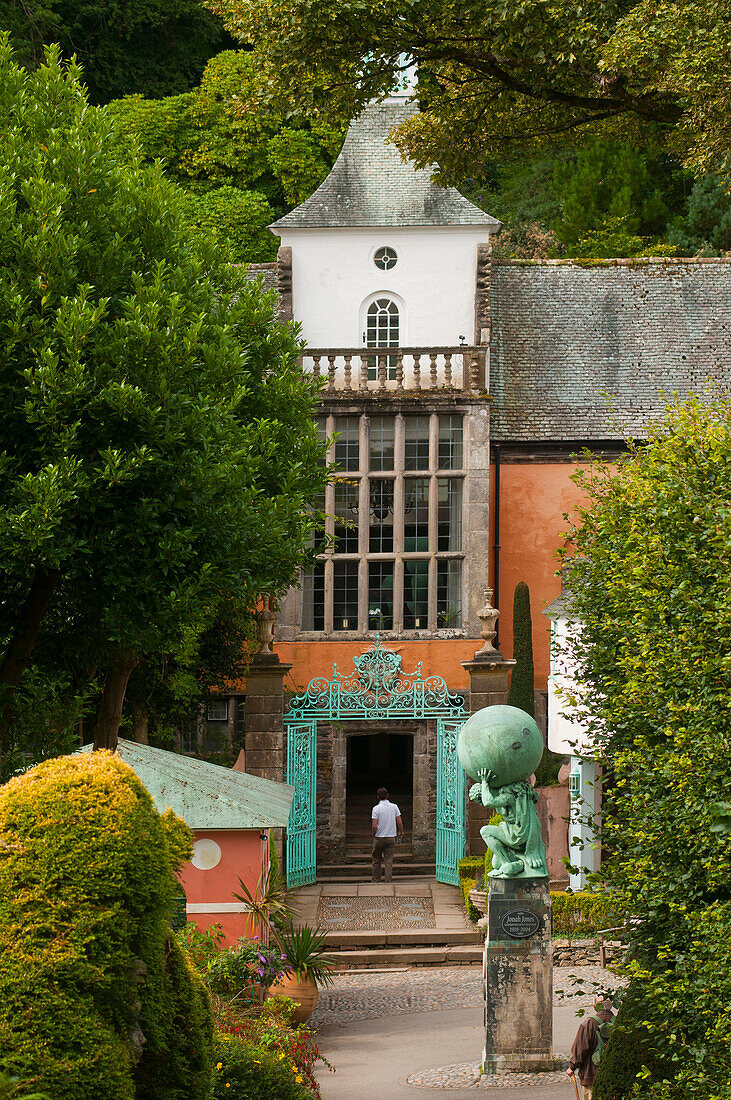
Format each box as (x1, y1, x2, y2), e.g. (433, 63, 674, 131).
(84, 740, 294, 944)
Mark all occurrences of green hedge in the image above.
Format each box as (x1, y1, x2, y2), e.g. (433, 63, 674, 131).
(551, 891, 622, 938)
(0, 752, 212, 1100)
(458, 857, 484, 881)
(460, 878, 481, 923)
(211, 1036, 311, 1099)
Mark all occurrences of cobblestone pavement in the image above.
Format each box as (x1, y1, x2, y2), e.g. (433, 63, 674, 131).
(404, 1063, 570, 1089)
(310, 964, 625, 1028)
(318, 895, 437, 930)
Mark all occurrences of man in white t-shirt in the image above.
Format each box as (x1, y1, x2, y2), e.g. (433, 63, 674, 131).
(371, 786, 403, 882)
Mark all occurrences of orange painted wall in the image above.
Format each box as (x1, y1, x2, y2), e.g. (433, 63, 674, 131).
(274, 639, 479, 694)
(491, 461, 588, 688)
(178, 828, 269, 946)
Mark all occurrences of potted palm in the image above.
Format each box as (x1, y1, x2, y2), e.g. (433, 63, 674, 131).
(268, 919, 337, 1024)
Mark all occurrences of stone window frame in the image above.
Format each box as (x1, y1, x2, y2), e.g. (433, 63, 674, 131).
(300, 410, 466, 636)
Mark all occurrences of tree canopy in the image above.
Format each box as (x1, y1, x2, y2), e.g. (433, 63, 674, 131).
(564, 398, 731, 1096)
(108, 51, 344, 262)
(204, 0, 731, 183)
(0, 40, 329, 763)
(1, 0, 234, 102)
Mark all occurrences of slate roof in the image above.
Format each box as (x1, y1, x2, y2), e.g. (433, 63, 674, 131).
(270, 99, 500, 230)
(489, 259, 731, 442)
(79, 740, 294, 830)
(243, 262, 278, 292)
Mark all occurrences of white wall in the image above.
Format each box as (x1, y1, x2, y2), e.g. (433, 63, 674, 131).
(547, 614, 596, 756)
(275, 226, 493, 347)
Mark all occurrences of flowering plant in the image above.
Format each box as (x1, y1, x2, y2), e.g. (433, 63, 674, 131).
(213, 997, 333, 1098)
(207, 939, 290, 1004)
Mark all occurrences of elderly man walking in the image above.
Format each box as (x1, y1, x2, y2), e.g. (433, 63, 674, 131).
(567, 999, 615, 1099)
(371, 787, 403, 882)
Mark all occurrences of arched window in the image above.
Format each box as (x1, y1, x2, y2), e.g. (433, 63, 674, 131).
(365, 297, 400, 379)
(366, 297, 400, 347)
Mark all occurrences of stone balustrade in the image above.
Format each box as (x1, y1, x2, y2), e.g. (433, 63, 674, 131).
(300, 347, 487, 393)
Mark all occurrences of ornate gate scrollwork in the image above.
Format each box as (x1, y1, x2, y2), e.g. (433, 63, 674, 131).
(284, 636, 468, 887)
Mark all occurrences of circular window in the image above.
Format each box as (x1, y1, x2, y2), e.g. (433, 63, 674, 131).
(374, 246, 398, 271)
(191, 838, 222, 870)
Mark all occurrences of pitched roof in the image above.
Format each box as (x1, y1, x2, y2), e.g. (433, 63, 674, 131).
(489, 258, 731, 442)
(270, 99, 500, 231)
(79, 740, 294, 830)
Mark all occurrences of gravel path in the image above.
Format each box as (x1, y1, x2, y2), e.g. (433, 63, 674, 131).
(310, 964, 625, 1028)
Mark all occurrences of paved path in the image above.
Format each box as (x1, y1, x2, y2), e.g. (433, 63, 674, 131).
(292, 879, 471, 933)
(312, 965, 624, 1099)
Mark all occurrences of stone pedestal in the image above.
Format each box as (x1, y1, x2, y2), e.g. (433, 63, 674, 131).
(244, 653, 292, 869)
(482, 877, 554, 1073)
(462, 654, 516, 855)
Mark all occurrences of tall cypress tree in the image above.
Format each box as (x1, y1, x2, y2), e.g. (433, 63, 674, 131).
(507, 581, 535, 715)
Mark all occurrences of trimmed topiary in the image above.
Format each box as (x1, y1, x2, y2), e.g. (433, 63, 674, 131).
(457, 856, 484, 881)
(0, 751, 212, 1100)
(460, 877, 480, 923)
(507, 581, 535, 716)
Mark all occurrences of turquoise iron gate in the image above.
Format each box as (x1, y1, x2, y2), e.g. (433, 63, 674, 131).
(285, 721, 317, 888)
(436, 720, 468, 886)
(284, 636, 468, 887)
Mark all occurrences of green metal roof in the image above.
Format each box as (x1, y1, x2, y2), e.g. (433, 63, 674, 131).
(79, 740, 294, 830)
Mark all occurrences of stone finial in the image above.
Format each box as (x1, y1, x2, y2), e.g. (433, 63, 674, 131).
(475, 587, 500, 657)
(254, 603, 278, 662)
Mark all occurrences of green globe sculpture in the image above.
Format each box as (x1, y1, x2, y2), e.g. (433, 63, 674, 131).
(458, 705, 548, 880)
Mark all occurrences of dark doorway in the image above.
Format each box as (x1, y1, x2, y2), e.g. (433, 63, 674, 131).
(346, 732, 413, 857)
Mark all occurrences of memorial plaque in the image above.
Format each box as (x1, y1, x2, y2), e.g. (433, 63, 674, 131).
(500, 908, 541, 939)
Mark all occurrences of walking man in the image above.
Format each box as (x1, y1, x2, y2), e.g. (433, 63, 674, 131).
(371, 787, 403, 882)
(567, 999, 615, 1099)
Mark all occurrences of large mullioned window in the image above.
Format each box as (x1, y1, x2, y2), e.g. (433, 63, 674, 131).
(302, 413, 464, 634)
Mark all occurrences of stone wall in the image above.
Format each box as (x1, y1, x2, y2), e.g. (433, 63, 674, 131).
(313, 720, 438, 865)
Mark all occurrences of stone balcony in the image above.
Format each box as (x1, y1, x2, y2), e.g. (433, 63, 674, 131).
(301, 347, 488, 395)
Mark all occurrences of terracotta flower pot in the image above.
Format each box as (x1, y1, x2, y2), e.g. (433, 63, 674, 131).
(268, 971, 319, 1024)
(469, 888, 488, 916)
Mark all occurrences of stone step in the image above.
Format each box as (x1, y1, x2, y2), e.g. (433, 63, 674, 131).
(330, 943, 484, 968)
(317, 862, 435, 881)
(325, 928, 481, 948)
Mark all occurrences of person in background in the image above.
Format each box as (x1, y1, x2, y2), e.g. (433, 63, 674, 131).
(371, 786, 403, 882)
(567, 999, 615, 1099)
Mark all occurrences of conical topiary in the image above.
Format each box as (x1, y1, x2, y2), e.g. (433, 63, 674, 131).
(507, 581, 535, 716)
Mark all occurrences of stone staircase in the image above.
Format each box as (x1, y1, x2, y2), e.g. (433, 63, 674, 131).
(323, 927, 483, 968)
(291, 877, 484, 968)
(317, 850, 436, 882)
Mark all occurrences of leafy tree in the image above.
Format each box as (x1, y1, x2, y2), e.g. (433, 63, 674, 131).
(0, 41, 329, 759)
(108, 51, 344, 262)
(568, 216, 678, 259)
(0, 0, 234, 103)
(668, 174, 731, 256)
(507, 581, 535, 716)
(563, 397, 731, 1097)
(204, 0, 731, 181)
(551, 140, 682, 251)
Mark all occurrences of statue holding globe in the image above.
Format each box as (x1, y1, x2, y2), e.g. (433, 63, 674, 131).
(458, 705, 548, 880)
(456, 701, 554, 1072)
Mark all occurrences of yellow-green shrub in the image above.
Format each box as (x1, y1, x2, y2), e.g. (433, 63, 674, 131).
(0, 751, 212, 1100)
(551, 891, 622, 938)
(460, 877, 481, 923)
